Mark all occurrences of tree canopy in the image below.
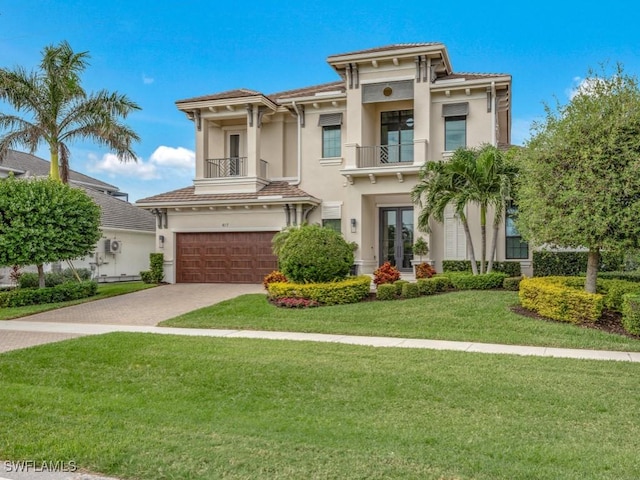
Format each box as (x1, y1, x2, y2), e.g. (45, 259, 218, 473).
(0, 41, 140, 182)
(516, 64, 640, 292)
(0, 177, 102, 287)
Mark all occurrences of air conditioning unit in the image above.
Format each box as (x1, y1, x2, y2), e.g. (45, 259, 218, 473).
(104, 239, 122, 254)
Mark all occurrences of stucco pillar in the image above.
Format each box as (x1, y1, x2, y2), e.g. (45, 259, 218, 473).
(246, 106, 260, 177)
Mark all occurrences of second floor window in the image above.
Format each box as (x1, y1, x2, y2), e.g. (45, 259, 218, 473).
(445, 116, 466, 151)
(319, 113, 343, 158)
(506, 202, 529, 259)
(442, 102, 469, 152)
(322, 125, 341, 158)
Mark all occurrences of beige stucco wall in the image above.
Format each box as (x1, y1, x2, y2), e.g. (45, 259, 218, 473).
(73, 228, 155, 280)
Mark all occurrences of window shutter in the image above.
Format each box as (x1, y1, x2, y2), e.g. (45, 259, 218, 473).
(318, 113, 343, 127)
(321, 201, 342, 220)
(442, 102, 469, 117)
(362, 80, 414, 103)
(444, 204, 467, 260)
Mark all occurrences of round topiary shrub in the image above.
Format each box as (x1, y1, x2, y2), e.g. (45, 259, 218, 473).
(278, 225, 354, 283)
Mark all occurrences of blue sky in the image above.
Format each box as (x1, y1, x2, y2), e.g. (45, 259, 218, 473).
(1, 1, 639, 201)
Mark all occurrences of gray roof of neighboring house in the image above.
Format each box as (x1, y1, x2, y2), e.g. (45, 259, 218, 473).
(327, 42, 443, 58)
(81, 187, 156, 232)
(0, 149, 155, 232)
(0, 149, 119, 192)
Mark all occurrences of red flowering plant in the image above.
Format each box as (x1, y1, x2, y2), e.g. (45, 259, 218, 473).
(373, 261, 401, 286)
(272, 297, 320, 308)
(263, 270, 288, 290)
(415, 262, 436, 279)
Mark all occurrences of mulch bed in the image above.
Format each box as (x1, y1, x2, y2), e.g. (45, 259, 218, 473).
(510, 305, 639, 340)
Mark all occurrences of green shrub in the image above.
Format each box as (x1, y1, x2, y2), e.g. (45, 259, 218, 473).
(599, 271, 640, 282)
(140, 271, 153, 284)
(431, 276, 453, 292)
(518, 277, 604, 323)
(599, 279, 640, 312)
(278, 225, 354, 283)
(503, 276, 523, 291)
(373, 262, 401, 286)
(267, 275, 370, 306)
(149, 253, 164, 283)
(443, 272, 508, 290)
(442, 260, 521, 276)
(394, 280, 409, 296)
(376, 284, 396, 301)
(621, 294, 640, 335)
(401, 282, 420, 299)
(533, 251, 623, 277)
(0, 281, 97, 308)
(417, 278, 437, 296)
(17, 268, 92, 288)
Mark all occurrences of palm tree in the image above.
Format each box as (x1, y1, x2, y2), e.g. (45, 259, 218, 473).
(411, 145, 517, 275)
(411, 151, 479, 275)
(0, 41, 140, 182)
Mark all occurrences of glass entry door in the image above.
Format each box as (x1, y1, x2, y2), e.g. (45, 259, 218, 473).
(380, 207, 414, 271)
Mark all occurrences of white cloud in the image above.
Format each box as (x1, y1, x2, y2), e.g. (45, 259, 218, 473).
(142, 74, 154, 85)
(88, 153, 160, 180)
(566, 76, 605, 100)
(86, 146, 195, 180)
(149, 146, 195, 169)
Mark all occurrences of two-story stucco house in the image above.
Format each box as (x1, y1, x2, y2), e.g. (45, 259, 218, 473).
(137, 43, 530, 284)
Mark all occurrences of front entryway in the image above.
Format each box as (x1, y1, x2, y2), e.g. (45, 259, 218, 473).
(380, 207, 414, 272)
(176, 232, 278, 283)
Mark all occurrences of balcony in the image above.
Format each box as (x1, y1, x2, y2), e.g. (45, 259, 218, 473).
(206, 158, 268, 179)
(356, 144, 414, 168)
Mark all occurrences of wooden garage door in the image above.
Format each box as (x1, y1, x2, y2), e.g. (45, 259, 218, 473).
(176, 232, 278, 283)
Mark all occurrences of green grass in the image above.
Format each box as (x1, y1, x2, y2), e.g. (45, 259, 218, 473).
(0, 282, 155, 320)
(161, 291, 640, 352)
(0, 333, 638, 479)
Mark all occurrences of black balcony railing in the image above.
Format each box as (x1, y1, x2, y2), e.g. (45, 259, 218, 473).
(356, 145, 414, 168)
(206, 157, 247, 178)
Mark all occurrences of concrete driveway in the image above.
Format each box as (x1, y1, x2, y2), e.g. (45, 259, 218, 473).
(0, 283, 263, 353)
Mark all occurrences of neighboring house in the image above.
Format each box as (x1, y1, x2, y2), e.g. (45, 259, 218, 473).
(0, 150, 156, 282)
(137, 43, 531, 284)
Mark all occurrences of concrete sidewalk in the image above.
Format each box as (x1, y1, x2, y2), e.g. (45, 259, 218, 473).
(1, 320, 639, 362)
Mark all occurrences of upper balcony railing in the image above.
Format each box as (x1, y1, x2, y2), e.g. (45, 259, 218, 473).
(206, 158, 268, 179)
(356, 144, 414, 168)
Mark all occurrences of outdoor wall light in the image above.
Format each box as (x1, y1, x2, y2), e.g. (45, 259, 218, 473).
(159, 235, 165, 248)
(350, 218, 357, 233)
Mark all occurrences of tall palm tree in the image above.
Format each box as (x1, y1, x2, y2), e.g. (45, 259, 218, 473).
(0, 41, 140, 182)
(411, 151, 479, 275)
(412, 145, 517, 275)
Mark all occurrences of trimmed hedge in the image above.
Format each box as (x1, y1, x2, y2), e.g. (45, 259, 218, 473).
(598, 271, 640, 283)
(0, 281, 98, 308)
(442, 272, 508, 290)
(503, 276, 523, 291)
(401, 282, 420, 299)
(547, 276, 640, 313)
(376, 284, 396, 301)
(417, 278, 437, 296)
(431, 276, 453, 292)
(267, 275, 370, 306)
(393, 280, 409, 296)
(533, 251, 623, 277)
(519, 277, 603, 323)
(442, 260, 521, 277)
(621, 294, 640, 335)
(18, 268, 92, 288)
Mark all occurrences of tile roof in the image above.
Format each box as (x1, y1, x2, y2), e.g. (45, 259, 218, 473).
(0, 149, 119, 192)
(136, 181, 319, 205)
(270, 81, 346, 101)
(81, 187, 156, 232)
(328, 43, 443, 58)
(175, 88, 263, 104)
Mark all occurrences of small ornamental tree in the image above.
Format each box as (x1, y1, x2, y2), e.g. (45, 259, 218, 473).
(277, 225, 354, 283)
(0, 177, 101, 288)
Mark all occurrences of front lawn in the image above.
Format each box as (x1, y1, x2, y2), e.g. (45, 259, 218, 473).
(0, 333, 638, 479)
(0, 282, 155, 320)
(161, 291, 640, 352)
